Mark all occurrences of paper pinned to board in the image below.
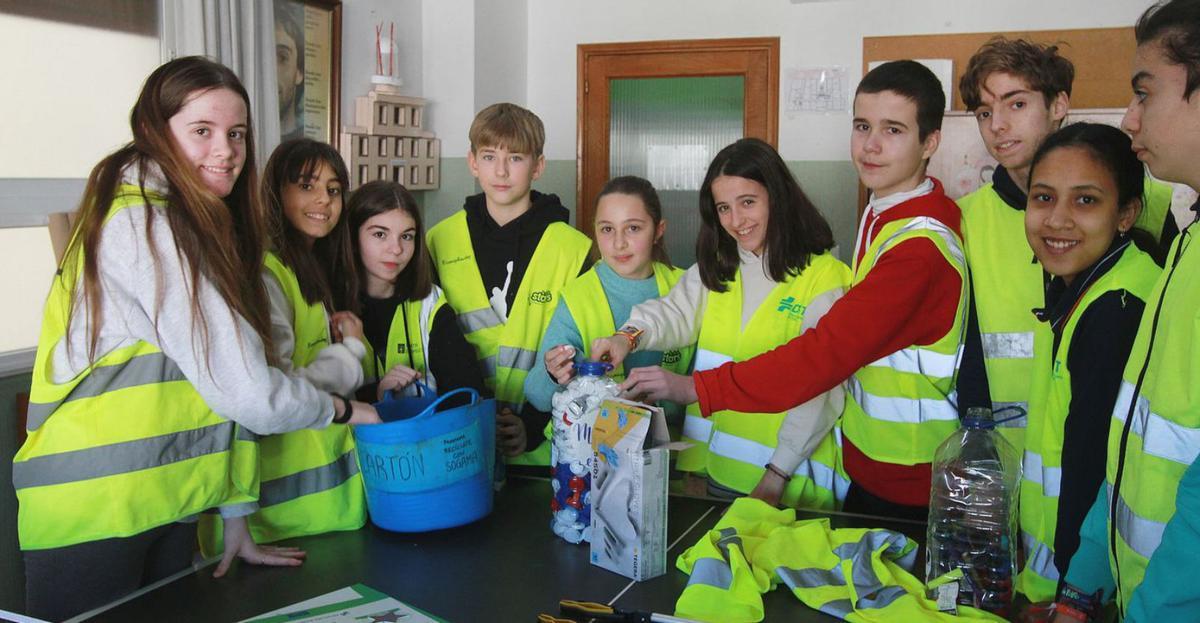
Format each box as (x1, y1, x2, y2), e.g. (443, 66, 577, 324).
(241, 584, 445, 623)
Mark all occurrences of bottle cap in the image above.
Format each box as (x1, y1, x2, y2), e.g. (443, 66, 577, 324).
(574, 361, 613, 377)
(963, 407, 996, 430)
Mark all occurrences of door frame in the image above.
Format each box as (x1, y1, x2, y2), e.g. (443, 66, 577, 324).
(576, 37, 780, 239)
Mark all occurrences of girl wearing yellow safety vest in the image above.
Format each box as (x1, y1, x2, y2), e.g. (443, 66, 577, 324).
(526, 176, 694, 424)
(199, 139, 372, 571)
(593, 139, 852, 510)
(339, 180, 486, 407)
(14, 57, 380, 622)
(1014, 123, 1162, 608)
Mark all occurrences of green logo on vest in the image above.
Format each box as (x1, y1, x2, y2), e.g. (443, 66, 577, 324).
(776, 296, 806, 320)
(662, 349, 681, 365)
(396, 344, 408, 354)
(529, 290, 553, 304)
(442, 255, 471, 265)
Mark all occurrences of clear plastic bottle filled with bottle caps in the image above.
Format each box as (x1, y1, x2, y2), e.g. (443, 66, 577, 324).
(549, 361, 619, 544)
(925, 407, 1022, 617)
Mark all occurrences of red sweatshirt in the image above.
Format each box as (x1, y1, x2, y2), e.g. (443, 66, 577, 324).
(694, 179, 964, 506)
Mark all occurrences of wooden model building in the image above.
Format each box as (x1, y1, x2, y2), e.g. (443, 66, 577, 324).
(339, 84, 440, 190)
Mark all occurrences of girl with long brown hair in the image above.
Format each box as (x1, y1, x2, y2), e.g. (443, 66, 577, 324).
(12, 57, 378, 621)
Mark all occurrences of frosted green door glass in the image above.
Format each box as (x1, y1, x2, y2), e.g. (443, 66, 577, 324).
(609, 76, 744, 267)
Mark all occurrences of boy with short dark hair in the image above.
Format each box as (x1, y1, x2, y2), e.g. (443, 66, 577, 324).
(1057, 2, 1200, 620)
(620, 60, 969, 519)
(428, 103, 592, 466)
(955, 38, 1178, 440)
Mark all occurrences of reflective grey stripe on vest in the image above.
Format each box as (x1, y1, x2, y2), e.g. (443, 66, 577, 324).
(873, 216, 966, 268)
(457, 306, 503, 334)
(25, 351, 186, 431)
(1022, 530, 1061, 581)
(1113, 488, 1166, 561)
(779, 530, 912, 615)
(260, 448, 360, 508)
(688, 557, 734, 590)
(707, 430, 836, 493)
(991, 401, 1029, 428)
(13, 420, 235, 489)
(497, 345, 537, 372)
(683, 414, 713, 443)
(1022, 450, 1062, 497)
(1114, 381, 1200, 465)
(865, 345, 963, 380)
(847, 377, 959, 424)
(236, 426, 261, 442)
(982, 331, 1034, 360)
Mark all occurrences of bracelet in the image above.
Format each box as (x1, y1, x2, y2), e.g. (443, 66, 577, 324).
(615, 325, 644, 351)
(764, 463, 791, 480)
(332, 394, 353, 424)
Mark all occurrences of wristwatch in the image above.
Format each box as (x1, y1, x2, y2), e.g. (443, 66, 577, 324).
(332, 394, 353, 424)
(615, 325, 644, 351)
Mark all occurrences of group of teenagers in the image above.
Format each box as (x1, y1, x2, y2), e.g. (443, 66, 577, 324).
(10, 1, 1200, 621)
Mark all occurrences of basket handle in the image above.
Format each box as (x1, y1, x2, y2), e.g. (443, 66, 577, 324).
(382, 380, 439, 404)
(407, 387, 480, 421)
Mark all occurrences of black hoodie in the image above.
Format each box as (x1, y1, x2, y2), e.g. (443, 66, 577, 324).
(459, 190, 591, 451)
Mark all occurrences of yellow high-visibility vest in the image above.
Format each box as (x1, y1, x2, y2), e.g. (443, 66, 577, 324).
(681, 253, 851, 510)
(840, 215, 968, 470)
(428, 211, 591, 465)
(1016, 244, 1159, 602)
(15, 186, 257, 550)
(1106, 227, 1200, 615)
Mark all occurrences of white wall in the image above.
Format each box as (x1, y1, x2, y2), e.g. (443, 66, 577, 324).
(475, 0, 529, 111)
(339, 0, 424, 123)
(421, 0, 477, 157)
(524, 0, 1158, 162)
(0, 13, 159, 177)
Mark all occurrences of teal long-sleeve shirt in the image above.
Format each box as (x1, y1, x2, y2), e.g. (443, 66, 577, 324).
(523, 261, 689, 417)
(1066, 455, 1200, 621)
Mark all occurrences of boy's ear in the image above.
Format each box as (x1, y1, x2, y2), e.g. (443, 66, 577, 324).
(921, 128, 942, 161)
(531, 154, 546, 181)
(1050, 91, 1070, 124)
(467, 150, 481, 179)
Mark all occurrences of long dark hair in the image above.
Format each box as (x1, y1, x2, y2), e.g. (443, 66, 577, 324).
(262, 138, 353, 310)
(1028, 122, 1165, 265)
(338, 180, 434, 315)
(64, 56, 270, 362)
(596, 175, 671, 268)
(696, 138, 835, 292)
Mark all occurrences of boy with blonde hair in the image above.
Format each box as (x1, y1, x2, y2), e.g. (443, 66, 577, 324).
(428, 103, 592, 466)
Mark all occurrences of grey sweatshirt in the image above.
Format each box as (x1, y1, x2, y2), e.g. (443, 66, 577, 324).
(49, 164, 335, 435)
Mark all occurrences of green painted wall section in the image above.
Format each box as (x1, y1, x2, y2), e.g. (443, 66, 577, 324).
(415, 158, 859, 262)
(0, 372, 30, 613)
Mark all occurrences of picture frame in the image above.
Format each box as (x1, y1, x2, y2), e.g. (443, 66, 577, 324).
(274, 0, 342, 145)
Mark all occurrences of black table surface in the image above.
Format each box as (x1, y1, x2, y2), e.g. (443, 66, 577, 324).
(89, 477, 926, 622)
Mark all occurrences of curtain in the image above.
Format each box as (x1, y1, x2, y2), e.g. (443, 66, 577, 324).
(158, 0, 281, 160)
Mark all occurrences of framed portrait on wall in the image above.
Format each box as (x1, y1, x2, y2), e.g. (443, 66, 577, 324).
(274, 0, 341, 144)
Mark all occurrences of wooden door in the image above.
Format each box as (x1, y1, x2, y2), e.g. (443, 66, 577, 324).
(577, 37, 779, 239)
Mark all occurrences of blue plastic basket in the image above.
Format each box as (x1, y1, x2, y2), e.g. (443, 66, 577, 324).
(355, 386, 496, 532)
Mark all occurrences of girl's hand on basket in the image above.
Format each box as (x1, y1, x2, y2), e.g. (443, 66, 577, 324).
(377, 365, 422, 400)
